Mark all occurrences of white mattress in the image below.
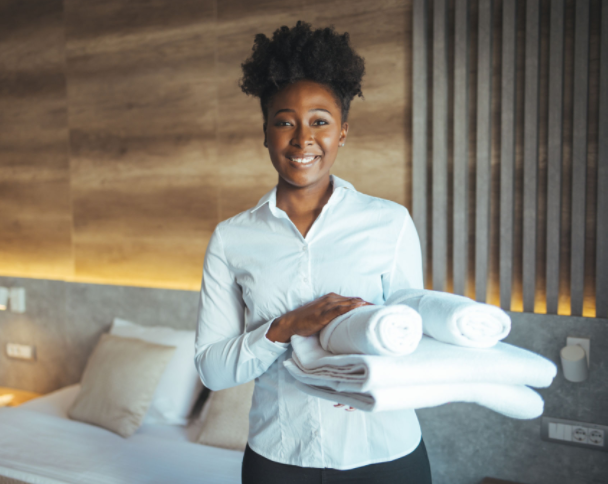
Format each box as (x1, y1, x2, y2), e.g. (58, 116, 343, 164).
(0, 384, 243, 484)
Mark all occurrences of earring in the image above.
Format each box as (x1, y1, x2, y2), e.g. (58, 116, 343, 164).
(340, 143, 345, 147)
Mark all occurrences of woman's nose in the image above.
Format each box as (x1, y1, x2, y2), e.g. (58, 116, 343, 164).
(291, 125, 314, 147)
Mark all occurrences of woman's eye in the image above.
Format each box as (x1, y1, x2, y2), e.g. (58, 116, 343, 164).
(275, 120, 328, 127)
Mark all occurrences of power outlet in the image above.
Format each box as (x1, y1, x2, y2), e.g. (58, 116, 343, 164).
(589, 429, 605, 446)
(6, 343, 36, 361)
(572, 426, 588, 443)
(541, 416, 607, 452)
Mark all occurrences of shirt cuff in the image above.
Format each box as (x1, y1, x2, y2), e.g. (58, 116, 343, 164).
(262, 318, 291, 347)
(243, 320, 290, 364)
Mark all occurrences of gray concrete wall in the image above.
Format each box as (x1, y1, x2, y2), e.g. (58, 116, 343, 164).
(0, 276, 606, 484)
(0, 276, 199, 393)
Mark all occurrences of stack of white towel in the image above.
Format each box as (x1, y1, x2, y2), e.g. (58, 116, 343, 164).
(283, 288, 557, 419)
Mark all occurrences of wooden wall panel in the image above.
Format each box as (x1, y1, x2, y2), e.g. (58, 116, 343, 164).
(432, 0, 448, 291)
(63, 0, 217, 289)
(499, 0, 517, 310)
(474, 0, 493, 303)
(597, 0, 608, 318)
(453, 0, 469, 297)
(546, 0, 565, 314)
(570, 0, 590, 316)
(583, 0, 601, 318)
(412, 0, 429, 284)
(522, 0, 540, 313)
(0, 0, 72, 279)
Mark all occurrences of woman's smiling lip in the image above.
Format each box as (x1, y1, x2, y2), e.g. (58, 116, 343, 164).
(286, 154, 321, 167)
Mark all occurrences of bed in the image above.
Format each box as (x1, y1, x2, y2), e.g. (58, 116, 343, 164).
(0, 384, 243, 484)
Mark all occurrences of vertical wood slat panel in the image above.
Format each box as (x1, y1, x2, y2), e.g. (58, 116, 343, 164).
(570, 0, 590, 316)
(546, 0, 565, 314)
(522, 0, 540, 313)
(597, 0, 608, 318)
(475, 0, 493, 303)
(433, 0, 449, 291)
(499, 0, 517, 310)
(412, 0, 429, 285)
(453, 0, 469, 296)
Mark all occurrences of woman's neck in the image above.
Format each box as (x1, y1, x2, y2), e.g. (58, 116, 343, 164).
(276, 175, 333, 236)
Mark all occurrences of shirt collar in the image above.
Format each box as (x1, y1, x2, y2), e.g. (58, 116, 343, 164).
(250, 174, 356, 213)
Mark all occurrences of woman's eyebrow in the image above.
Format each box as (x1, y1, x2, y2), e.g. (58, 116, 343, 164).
(273, 108, 332, 116)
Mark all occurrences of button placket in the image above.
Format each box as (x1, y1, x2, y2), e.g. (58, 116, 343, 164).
(302, 243, 310, 284)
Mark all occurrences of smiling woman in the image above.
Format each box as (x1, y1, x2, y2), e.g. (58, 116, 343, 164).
(263, 80, 348, 237)
(239, 21, 365, 241)
(194, 20, 432, 484)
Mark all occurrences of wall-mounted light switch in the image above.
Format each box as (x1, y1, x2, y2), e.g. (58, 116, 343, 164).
(9, 288, 26, 313)
(6, 343, 36, 361)
(0, 287, 8, 310)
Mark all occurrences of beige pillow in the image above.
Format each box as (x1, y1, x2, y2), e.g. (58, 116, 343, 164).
(68, 333, 176, 438)
(197, 380, 255, 451)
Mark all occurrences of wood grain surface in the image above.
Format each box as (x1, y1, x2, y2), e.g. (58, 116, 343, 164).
(0, 0, 72, 280)
(0, 0, 602, 317)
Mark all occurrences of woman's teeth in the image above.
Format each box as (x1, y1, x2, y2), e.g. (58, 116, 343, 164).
(290, 156, 318, 164)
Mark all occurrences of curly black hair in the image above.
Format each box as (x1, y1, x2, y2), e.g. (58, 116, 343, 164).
(239, 20, 366, 125)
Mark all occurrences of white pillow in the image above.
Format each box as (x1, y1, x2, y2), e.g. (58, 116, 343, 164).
(110, 317, 203, 425)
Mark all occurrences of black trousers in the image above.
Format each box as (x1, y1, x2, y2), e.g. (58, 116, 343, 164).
(241, 438, 432, 484)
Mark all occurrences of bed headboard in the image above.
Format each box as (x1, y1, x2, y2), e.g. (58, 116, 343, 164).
(0, 276, 199, 394)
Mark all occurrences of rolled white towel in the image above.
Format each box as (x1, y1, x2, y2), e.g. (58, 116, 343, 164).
(386, 288, 511, 348)
(293, 379, 545, 419)
(319, 304, 423, 356)
(284, 334, 557, 392)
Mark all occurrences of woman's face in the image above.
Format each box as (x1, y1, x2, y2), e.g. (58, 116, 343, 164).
(263, 79, 348, 190)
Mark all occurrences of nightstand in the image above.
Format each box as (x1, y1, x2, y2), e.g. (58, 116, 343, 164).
(0, 387, 42, 407)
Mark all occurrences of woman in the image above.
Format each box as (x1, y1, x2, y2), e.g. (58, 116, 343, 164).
(195, 20, 432, 483)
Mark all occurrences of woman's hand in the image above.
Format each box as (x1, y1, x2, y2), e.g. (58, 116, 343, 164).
(266, 293, 373, 343)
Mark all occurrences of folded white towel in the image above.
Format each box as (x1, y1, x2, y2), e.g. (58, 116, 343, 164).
(318, 304, 423, 356)
(292, 379, 545, 419)
(385, 288, 511, 348)
(284, 334, 557, 393)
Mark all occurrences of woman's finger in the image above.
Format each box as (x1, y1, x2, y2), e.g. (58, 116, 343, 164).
(330, 299, 367, 313)
(345, 406, 356, 412)
(334, 403, 345, 408)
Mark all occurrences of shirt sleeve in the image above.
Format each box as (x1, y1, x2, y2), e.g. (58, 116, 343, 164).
(381, 207, 425, 300)
(194, 226, 289, 391)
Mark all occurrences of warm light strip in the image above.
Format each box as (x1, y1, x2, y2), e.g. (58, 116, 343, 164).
(0, 270, 600, 319)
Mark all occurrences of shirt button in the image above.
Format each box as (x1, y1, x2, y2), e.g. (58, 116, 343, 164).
(302, 245, 307, 251)
(303, 277, 309, 283)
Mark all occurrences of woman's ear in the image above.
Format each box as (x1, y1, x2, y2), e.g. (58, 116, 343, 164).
(339, 122, 349, 145)
(263, 122, 268, 147)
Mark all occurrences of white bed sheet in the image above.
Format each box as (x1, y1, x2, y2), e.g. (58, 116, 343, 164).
(0, 384, 243, 484)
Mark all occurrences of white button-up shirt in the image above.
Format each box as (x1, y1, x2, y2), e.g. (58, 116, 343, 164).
(194, 174, 424, 470)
